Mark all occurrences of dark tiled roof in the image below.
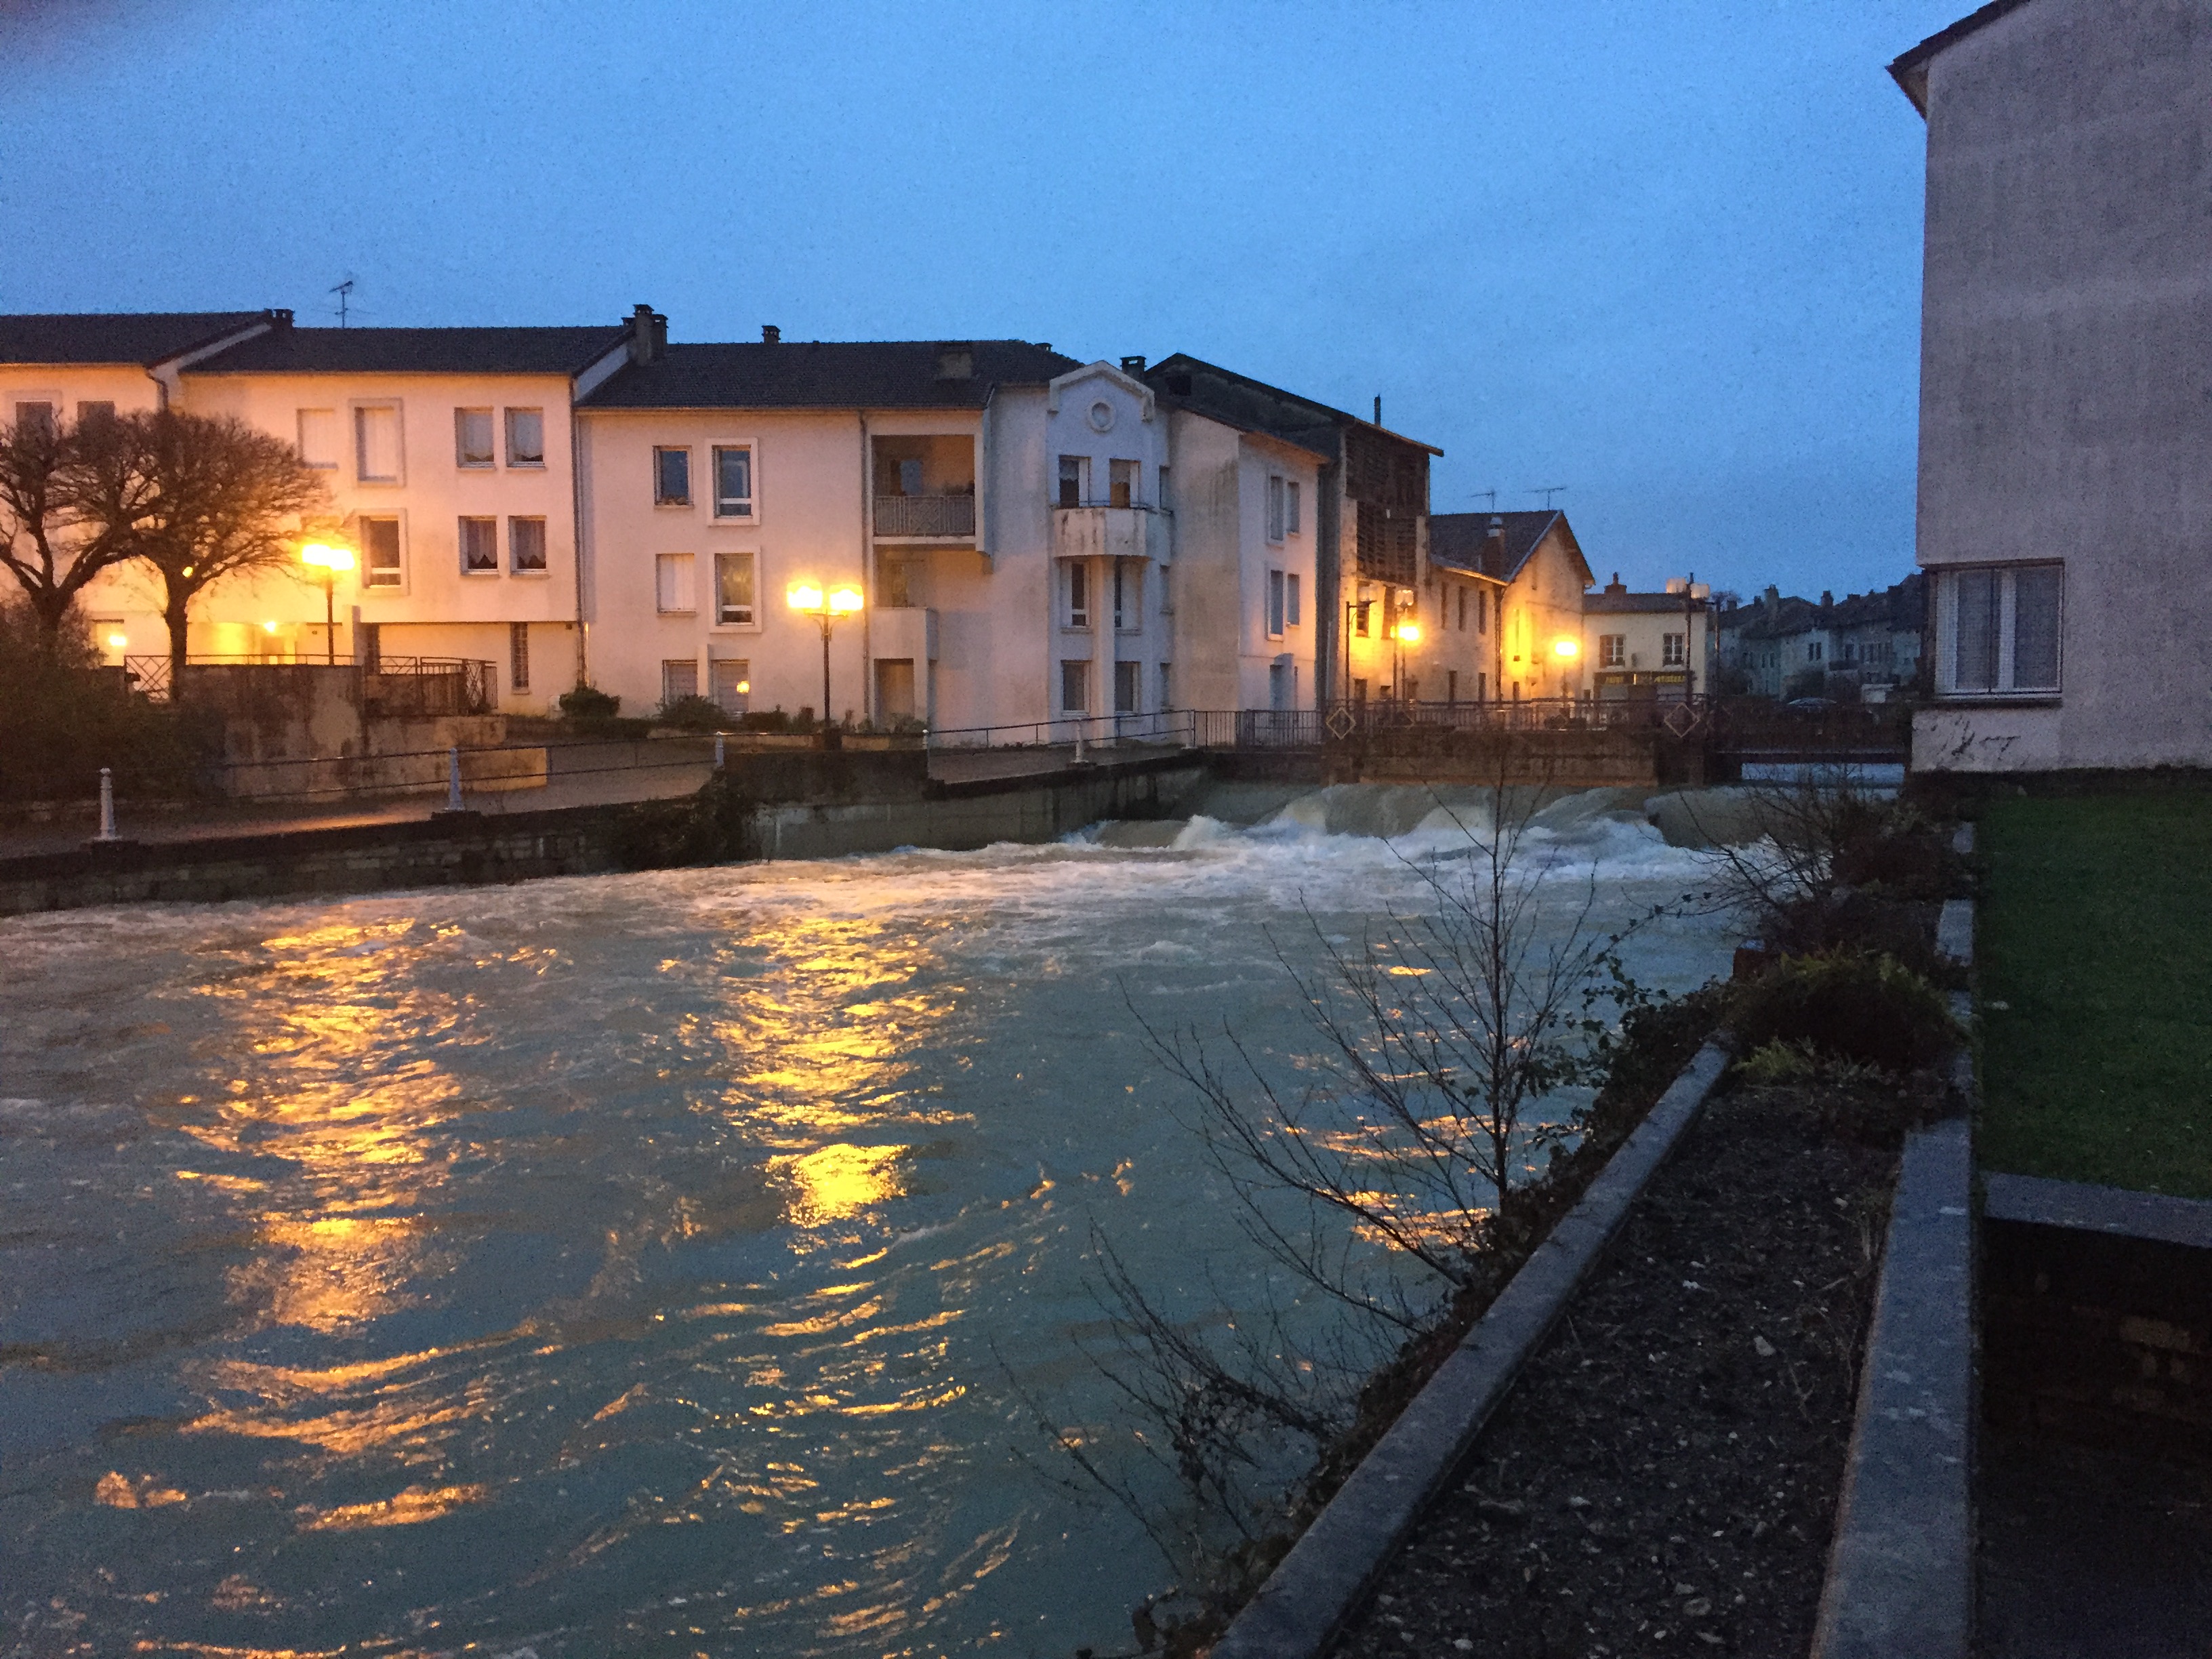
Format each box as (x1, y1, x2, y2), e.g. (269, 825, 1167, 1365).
(191, 325, 628, 376)
(1429, 510, 1587, 584)
(1586, 591, 1710, 615)
(580, 340, 1082, 409)
(1720, 575, 1925, 640)
(1141, 353, 1445, 457)
(1888, 0, 2040, 112)
(0, 310, 270, 367)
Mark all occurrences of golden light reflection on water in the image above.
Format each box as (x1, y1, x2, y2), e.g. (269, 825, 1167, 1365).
(295, 1483, 489, 1531)
(770, 1143, 908, 1227)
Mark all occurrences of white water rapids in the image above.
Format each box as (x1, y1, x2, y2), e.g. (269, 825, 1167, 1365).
(0, 783, 1738, 1658)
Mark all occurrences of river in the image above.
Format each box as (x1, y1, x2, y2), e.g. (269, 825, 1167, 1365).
(0, 783, 1734, 1658)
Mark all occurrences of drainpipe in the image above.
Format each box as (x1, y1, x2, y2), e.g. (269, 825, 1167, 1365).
(569, 403, 590, 689)
(858, 412, 872, 726)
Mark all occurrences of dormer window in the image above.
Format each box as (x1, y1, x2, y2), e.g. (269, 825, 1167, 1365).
(935, 346, 974, 380)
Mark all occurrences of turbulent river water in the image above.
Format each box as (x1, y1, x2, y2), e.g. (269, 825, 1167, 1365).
(1, 783, 1736, 1659)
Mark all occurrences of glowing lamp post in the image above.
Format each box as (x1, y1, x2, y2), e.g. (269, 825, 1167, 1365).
(786, 581, 863, 733)
(1391, 616, 1421, 704)
(1552, 636, 1579, 701)
(300, 541, 356, 665)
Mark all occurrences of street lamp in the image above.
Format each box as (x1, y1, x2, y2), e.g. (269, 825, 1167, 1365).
(300, 541, 356, 665)
(787, 581, 863, 733)
(1392, 616, 1421, 705)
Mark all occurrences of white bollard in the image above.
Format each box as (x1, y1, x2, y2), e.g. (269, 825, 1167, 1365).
(1073, 721, 1086, 765)
(94, 768, 119, 842)
(446, 746, 464, 813)
(714, 732, 726, 769)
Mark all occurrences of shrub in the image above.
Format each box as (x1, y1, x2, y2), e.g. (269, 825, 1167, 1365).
(739, 708, 791, 734)
(557, 683, 620, 719)
(654, 693, 729, 732)
(0, 600, 213, 802)
(1730, 950, 1960, 1076)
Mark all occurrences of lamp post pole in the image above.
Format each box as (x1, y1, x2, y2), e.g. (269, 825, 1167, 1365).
(321, 569, 337, 665)
(787, 582, 865, 743)
(817, 613, 833, 725)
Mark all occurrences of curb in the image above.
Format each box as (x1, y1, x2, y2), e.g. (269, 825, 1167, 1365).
(1210, 1039, 1733, 1659)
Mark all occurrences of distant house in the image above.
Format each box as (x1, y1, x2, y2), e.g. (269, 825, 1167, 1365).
(1582, 574, 1714, 704)
(1715, 577, 1924, 701)
(1891, 0, 2212, 770)
(1424, 510, 1593, 703)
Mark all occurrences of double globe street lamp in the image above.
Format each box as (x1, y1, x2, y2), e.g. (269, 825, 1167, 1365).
(785, 581, 864, 737)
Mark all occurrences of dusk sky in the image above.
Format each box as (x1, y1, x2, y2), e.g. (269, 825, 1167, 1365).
(1, 0, 1964, 601)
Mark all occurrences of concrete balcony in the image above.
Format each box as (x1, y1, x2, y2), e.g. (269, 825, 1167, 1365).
(871, 605, 939, 663)
(873, 493, 975, 538)
(1052, 504, 1167, 562)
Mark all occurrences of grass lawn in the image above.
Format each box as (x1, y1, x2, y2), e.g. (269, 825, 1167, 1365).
(1978, 787, 2212, 1198)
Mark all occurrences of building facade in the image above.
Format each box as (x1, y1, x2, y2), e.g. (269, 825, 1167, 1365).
(1582, 574, 1713, 703)
(1893, 0, 2212, 769)
(1424, 511, 1594, 703)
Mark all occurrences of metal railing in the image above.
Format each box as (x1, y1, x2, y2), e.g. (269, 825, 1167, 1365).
(923, 709, 1197, 753)
(873, 493, 976, 537)
(121, 654, 496, 717)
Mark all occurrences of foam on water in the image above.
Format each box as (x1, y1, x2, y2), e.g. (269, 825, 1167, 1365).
(0, 787, 1735, 1658)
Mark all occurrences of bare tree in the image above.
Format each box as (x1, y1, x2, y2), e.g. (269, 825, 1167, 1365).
(0, 409, 156, 653)
(111, 410, 329, 683)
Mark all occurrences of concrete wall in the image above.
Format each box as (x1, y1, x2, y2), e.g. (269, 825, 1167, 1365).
(1914, 0, 2212, 769)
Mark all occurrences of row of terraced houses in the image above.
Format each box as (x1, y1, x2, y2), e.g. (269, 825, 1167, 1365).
(2, 306, 1685, 733)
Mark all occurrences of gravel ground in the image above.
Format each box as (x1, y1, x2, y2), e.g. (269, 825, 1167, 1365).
(1330, 1080, 1920, 1659)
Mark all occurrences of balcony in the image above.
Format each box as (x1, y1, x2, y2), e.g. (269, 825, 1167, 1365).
(873, 493, 975, 538)
(871, 606, 939, 663)
(1052, 503, 1167, 562)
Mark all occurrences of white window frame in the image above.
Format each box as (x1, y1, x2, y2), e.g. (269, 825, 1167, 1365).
(1286, 572, 1302, 629)
(712, 441, 758, 522)
(1065, 561, 1090, 630)
(351, 401, 404, 486)
(656, 552, 696, 615)
(1113, 559, 1141, 632)
(712, 548, 760, 629)
(296, 407, 339, 470)
(508, 516, 549, 576)
(455, 407, 495, 470)
(1662, 632, 1686, 668)
(1266, 474, 1286, 543)
(356, 512, 406, 591)
(661, 657, 701, 705)
(457, 515, 499, 577)
(504, 407, 546, 469)
(655, 445, 693, 508)
(1935, 562, 2064, 697)
(1600, 633, 1626, 668)
(1060, 659, 1088, 713)
(1266, 568, 1286, 639)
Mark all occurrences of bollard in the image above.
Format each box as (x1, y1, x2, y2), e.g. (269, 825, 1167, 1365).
(94, 767, 119, 842)
(714, 732, 725, 769)
(446, 746, 464, 813)
(1073, 722, 1086, 765)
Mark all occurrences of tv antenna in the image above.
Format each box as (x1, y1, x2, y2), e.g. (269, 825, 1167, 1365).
(1532, 484, 1568, 509)
(1471, 488, 1498, 512)
(330, 276, 356, 327)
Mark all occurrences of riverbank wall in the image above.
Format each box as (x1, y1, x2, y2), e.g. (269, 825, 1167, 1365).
(0, 752, 1208, 917)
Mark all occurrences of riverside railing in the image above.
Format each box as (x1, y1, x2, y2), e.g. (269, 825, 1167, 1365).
(123, 654, 497, 716)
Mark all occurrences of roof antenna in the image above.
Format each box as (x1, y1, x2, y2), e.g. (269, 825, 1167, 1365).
(1533, 484, 1567, 508)
(330, 276, 356, 328)
(1472, 488, 1498, 512)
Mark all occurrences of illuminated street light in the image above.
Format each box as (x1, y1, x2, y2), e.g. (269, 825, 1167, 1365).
(1553, 637, 1579, 659)
(787, 581, 865, 735)
(300, 540, 356, 665)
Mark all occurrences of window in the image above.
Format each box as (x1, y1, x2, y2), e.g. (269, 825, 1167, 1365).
(361, 516, 402, 588)
(1352, 677, 1368, 703)
(1267, 474, 1286, 542)
(655, 446, 691, 506)
(712, 658, 751, 716)
(878, 550, 917, 608)
(876, 659, 917, 720)
(714, 550, 756, 625)
(354, 404, 401, 483)
(1941, 565, 2062, 694)
(1662, 632, 1686, 668)
(1269, 661, 1293, 711)
(1066, 562, 1090, 629)
(1355, 599, 1372, 638)
(509, 516, 547, 573)
(506, 408, 544, 468)
(75, 401, 114, 427)
(1115, 659, 1139, 714)
(298, 408, 338, 469)
(1601, 634, 1626, 668)
(656, 552, 695, 613)
(12, 400, 55, 438)
(1286, 573, 1301, 628)
(1808, 641, 1824, 663)
(1447, 669, 1459, 703)
(661, 659, 699, 704)
(1457, 589, 1467, 632)
(455, 409, 495, 468)
(1060, 659, 1088, 712)
(1158, 466, 1172, 511)
(1267, 569, 1286, 638)
(1286, 480, 1300, 535)
(1158, 662, 1172, 708)
(509, 623, 530, 692)
(1057, 455, 1085, 508)
(1109, 459, 1137, 509)
(1113, 560, 1139, 630)
(459, 516, 499, 574)
(713, 445, 754, 518)
(1477, 589, 1489, 636)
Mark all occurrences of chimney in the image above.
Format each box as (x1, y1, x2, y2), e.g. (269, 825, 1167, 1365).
(1820, 590, 1835, 609)
(1484, 514, 1505, 575)
(1763, 584, 1780, 617)
(1374, 394, 1383, 426)
(266, 308, 294, 331)
(628, 304, 667, 365)
(762, 324, 781, 344)
(1120, 354, 1146, 374)
(1605, 571, 1626, 596)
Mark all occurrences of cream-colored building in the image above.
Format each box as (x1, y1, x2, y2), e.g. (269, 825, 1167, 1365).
(1419, 511, 1595, 703)
(1582, 574, 1714, 703)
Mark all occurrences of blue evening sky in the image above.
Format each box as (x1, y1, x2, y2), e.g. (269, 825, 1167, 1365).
(0, 0, 1962, 601)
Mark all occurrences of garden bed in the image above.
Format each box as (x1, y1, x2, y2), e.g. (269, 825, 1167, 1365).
(1331, 1073, 1936, 1658)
